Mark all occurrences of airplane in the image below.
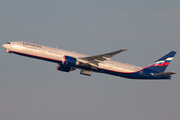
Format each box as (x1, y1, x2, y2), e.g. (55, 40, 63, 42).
(2, 41, 177, 79)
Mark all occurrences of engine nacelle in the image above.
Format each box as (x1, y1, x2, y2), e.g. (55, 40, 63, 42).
(57, 64, 75, 72)
(62, 56, 79, 66)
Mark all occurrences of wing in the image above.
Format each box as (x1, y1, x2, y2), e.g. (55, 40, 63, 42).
(77, 49, 127, 68)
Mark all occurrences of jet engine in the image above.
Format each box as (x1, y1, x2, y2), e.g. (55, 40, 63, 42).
(57, 64, 75, 72)
(62, 56, 79, 66)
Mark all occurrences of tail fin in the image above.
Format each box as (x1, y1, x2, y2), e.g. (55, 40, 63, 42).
(145, 51, 176, 73)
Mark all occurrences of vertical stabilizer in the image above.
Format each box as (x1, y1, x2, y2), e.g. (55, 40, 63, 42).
(145, 51, 176, 73)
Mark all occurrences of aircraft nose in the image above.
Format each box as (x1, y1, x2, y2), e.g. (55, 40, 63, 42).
(2, 44, 7, 49)
(2, 44, 5, 48)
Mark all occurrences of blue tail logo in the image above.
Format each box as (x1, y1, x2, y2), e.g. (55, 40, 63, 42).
(145, 51, 176, 73)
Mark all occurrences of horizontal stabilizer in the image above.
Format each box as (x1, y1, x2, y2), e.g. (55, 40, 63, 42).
(153, 72, 176, 76)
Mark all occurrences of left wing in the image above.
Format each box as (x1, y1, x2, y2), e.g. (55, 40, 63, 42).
(77, 49, 127, 68)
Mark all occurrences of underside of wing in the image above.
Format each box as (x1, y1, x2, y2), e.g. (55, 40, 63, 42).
(77, 49, 127, 68)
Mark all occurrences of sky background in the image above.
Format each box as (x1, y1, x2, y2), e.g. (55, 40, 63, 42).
(0, 0, 180, 120)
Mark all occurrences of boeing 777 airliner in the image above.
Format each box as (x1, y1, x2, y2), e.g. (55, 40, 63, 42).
(2, 41, 176, 79)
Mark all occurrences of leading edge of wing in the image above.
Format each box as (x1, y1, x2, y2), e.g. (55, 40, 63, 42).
(77, 49, 127, 65)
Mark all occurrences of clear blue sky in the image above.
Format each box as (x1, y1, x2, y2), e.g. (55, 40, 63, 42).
(0, 1, 180, 120)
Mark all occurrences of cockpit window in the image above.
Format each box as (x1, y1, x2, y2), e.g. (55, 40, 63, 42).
(6, 42, 11, 44)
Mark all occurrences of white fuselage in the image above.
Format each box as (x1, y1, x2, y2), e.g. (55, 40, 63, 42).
(3, 41, 143, 74)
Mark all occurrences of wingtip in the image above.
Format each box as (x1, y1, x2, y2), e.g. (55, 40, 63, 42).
(122, 49, 128, 51)
(120, 49, 128, 51)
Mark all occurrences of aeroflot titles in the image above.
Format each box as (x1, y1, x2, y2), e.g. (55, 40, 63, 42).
(23, 42, 42, 48)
